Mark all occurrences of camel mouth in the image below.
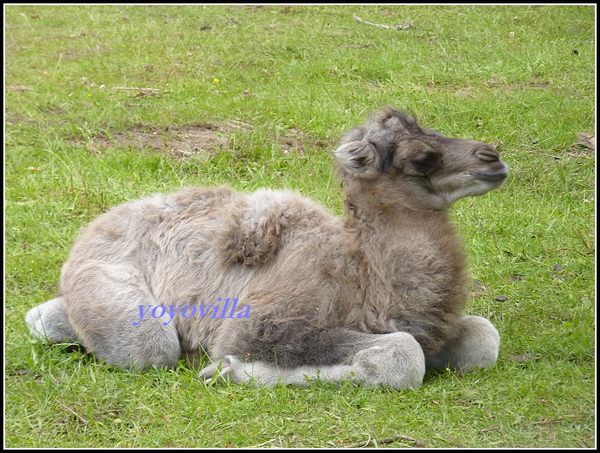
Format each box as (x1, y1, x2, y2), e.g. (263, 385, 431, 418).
(471, 170, 508, 182)
(470, 163, 509, 183)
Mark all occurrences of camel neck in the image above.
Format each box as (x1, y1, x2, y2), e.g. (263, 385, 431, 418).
(341, 189, 469, 347)
(343, 189, 450, 232)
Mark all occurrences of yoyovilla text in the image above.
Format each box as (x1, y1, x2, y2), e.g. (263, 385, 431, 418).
(132, 298, 249, 327)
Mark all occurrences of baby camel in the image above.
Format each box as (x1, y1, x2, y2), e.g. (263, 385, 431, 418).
(26, 108, 508, 390)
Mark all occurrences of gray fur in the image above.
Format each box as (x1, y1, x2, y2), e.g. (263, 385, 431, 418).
(25, 108, 508, 390)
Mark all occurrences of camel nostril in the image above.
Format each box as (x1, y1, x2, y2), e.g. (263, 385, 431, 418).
(476, 148, 500, 162)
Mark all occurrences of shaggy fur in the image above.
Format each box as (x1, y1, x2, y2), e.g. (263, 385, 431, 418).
(26, 108, 508, 390)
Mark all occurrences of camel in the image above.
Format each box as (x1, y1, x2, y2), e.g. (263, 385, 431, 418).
(26, 108, 508, 390)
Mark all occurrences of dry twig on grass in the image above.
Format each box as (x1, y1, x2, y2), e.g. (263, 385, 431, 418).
(112, 87, 166, 98)
(353, 14, 415, 30)
(6, 86, 29, 92)
(534, 415, 586, 426)
(344, 434, 425, 448)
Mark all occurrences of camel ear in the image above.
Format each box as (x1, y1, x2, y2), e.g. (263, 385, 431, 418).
(334, 141, 381, 179)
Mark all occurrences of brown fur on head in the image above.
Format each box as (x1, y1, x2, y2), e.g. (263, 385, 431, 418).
(334, 108, 508, 211)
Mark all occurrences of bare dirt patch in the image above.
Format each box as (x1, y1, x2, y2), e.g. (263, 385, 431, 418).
(79, 120, 326, 159)
(84, 123, 229, 159)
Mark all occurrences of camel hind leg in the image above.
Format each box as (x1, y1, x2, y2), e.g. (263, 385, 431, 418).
(54, 261, 182, 370)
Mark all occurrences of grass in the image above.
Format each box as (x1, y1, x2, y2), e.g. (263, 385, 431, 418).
(5, 4, 595, 448)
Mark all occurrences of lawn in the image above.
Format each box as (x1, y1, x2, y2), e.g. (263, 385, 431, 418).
(4, 5, 595, 448)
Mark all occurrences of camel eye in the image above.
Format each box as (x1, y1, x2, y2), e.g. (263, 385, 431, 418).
(411, 152, 440, 175)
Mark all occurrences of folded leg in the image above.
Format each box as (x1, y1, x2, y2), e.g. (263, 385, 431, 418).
(425, 315, 500, 372)
(26, 297, 80, 343)
(59, 261, 182, 370)
(201, 330, 426, 390)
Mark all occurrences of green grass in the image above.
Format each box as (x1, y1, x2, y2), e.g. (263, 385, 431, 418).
(5, 5, 595, 448)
